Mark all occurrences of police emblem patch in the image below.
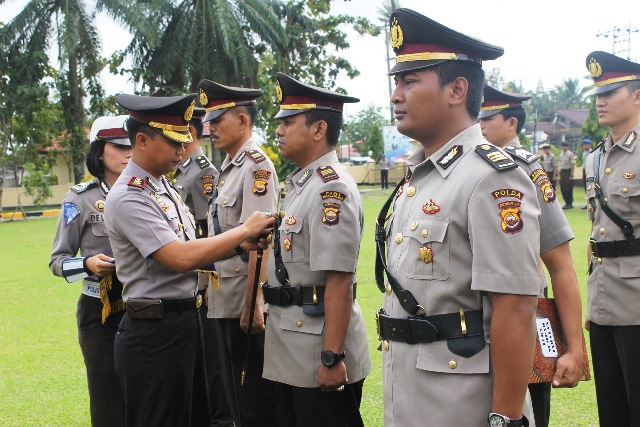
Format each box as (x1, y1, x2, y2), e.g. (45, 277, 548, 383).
(390, 17, 404, 51)
(283, 237, 292, 251)
(497, 200, 523, 234)
(530, 169, 556, 203)
(588, 57, 603, 79)
(322, 202, 341, 225)
(422, 199, 440, 214)
(63, 202, 81, 226)
(419, 245, 434, 264)
(199, 89, 208, 107)
(623, 172, 636, 179)
(252, 170, 271, 196)
(95, 200, 105, 213)
(203, 182, 214, 195)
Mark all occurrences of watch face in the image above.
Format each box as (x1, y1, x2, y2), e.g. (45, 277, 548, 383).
(489, 414, 507, 427)
(321, 351, 335, 366)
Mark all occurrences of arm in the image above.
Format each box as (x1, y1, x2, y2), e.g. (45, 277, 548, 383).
(540, 242, 583, 387)
(489, 292, 538, 419)
(317, 270, 354, 391)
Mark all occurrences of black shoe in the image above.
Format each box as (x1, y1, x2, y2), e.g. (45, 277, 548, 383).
(562, 204, 573, 209)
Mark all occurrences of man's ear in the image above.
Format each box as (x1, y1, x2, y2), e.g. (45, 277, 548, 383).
(508, 117, 518, 132)
(449, 77, 469, 107)
(135, 131, 151, 148)
(311, 120, 328, 142)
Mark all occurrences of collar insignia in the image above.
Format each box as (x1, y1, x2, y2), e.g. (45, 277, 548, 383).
(235, 151, 247, 163)
(297, 169, 312, 186)
(623, 131, 636, 147)
(436, 145, 463, 169)
(181, 158, 193, 168)
(99, 179, 110, 195)
(146, 177, 162, 193)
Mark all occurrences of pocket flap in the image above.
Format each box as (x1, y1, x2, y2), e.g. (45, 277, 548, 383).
(416, 340, 489, 374)
(218, 256, 248, 278)
(620, 257, 640, 278)
(615, 181, 640, 199)
(279, 305, 325, 335)
(405, 218, 449, 244)
(215, 194, 238, 207)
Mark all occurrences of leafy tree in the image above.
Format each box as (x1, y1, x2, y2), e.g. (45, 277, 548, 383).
(578, 95, 608, 166)
(552, 78, 590, 109)
(22, 162, 57, 208)
(340, 104, 387, 160)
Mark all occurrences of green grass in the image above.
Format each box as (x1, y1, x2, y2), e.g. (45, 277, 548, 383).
(0, 186, 597, 426)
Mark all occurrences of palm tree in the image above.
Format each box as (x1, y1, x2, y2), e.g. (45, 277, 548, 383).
(377, 0, 402, 23)
(553, 78, 590, 109)
(0, 0, 104, 184)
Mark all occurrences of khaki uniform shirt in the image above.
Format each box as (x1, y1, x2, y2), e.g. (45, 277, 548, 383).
(542, 152, 558, 173)
(105, 160, 198, 301)
(382, 125, 540, 426)
(559, 150, 575, 170)
(262, 151, 371, 388)
(206, 137, 278, 318)
(585, 124, 640, 326)
(50, 178, 112, 286)
(173, 146, 218, 226)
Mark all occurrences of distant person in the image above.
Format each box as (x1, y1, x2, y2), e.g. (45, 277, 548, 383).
(50, 115, 131, 427)
(379, 154, 390, 189)
(584, 50, 640, 427)
(559, 141, 575, 209)
(581, 138, 592, 209)
(541, 143, 558, 191)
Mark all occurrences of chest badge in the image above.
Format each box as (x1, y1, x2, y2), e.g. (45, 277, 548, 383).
(322, 202, 341, 226)
(283, 238, 292, 251)
(419, 246, 434, 264)
(284, 215, 297, 225)
(95, 200, 105, 212)
(422, 199, 441, 215)
(622, 172, 636, 179)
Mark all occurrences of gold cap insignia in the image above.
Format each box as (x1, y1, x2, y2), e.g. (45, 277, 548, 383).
(276, 81, 283, 103)
(390, 17, 404, 51)
(419, 245, 434, 264)
(95, 200, 105, 212)
(589, 57, 603, 79)
(184, 99, 195, 122)
(199, 89, 208, 106)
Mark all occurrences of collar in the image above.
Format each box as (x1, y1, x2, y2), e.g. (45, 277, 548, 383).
(287, 151, 339, 194)
(124, 160, 166, 193)
(607, 123, 640, 153)
(506, 136, 521, 149)
(220, 137, 258, 170)
(178, 147, 204, 172)
(98, 178, 111, 197)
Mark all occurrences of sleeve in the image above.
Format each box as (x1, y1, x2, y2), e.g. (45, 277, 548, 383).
(239, 162, 279, 223)
(49, 192, 89, 282)
(191, 165, 217, 221)
(469, 168, 541, 296)
(308, 181, 361, 273)
(110, 193, 180, 259)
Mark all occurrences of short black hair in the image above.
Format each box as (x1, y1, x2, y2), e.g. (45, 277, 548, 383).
(190, 118, 204, 140)
(86, 140, 106, 178)
(304, 109, 343, 147)
(625, 80, 640, 93)
(125, 118, 156, 145)
(433, 61, 485, 119)
(498, 106, 527, 134)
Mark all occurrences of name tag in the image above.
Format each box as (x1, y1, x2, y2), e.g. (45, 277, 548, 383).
(89, 214, 104, 223)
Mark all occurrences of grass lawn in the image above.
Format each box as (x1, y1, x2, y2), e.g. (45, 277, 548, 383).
(0, 186, 598, 426)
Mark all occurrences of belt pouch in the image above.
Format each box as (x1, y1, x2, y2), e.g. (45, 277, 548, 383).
(447, 335, 486, 358)
(127, 298, 164, 319)
(303, 302, 324, 316)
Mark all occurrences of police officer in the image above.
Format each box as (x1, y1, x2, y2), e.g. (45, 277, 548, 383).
(50, 115, 131, 427)
(262, 72, 371, 427)
(559, 141, 576, 209)
(197, 80, 281, 427)
(173, 106, 232, 427)
(540, 144, 558, 191)
(479, 85, 584, 427)
(104, 93, 275, 426)
(584, 51, 640, 426)
(378, 9, 541, 427)
(581, 138, 593, 209)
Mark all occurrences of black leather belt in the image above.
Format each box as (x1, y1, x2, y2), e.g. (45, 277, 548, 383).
(376, 308, 484, 344)
(162, 296, 202, 313)
(262, 283, 357, 306)
(590, 238, 640, 258)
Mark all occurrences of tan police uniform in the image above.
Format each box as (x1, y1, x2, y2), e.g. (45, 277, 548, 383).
(381, 125, 541, 426)
(542, 151, 558, 189)
(263, 150, 371, 388)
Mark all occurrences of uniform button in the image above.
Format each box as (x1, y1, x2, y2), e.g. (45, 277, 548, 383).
(604, 197, 608, 203)
(222, 199, 227, 205)
(622, 187, 629, 193)
(406, 186, 416, 197)
(296, 321, 303, 327)
(448, 360, 457, 369)
(410, 221, 418, 231)
(285, 226, 290, 232)
(383, 340, 390, 351)
(235, 268, 240, 273)
(587, 184, 592, 191)
(600, 227, 605, 235)
(395, 233, 403, 244)
(220, 180, 225, 186)
(172, 178, 177, 184)
(598, 258, 602, 264)
(605, 168, 612, 175)
(421, 229, 428, 238)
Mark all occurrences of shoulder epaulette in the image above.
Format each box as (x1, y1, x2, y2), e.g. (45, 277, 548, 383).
(196, 155, 212, 169)
(475, 144, 518, 171)
(590, 140, 606, 153)
(246, 149, 266, 163)
(127, 177, 146, 190)
(316, 165, 339, 182)
(70, 180, 98, 194)
(503, 145, 539, 164)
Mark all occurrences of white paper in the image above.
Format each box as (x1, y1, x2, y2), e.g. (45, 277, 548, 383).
(536, 317, 558, 357)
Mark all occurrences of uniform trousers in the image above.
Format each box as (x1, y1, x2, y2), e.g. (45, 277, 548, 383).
(77, 294, 125, 427)
(380, 169, 389, 190)
(215, 318, 282, 427)
(590, 322, 640, 427)
(559, 169, 573, 205)
(114, 309, 210, 427)
(278, 379, 365, 427)
(198, 291, 233, 427)
(544, 171, 556, 192)
(528, 382, 551, 427)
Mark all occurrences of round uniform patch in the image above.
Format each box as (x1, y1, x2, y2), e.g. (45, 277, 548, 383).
(203, 181, 214, 195)
(322, 202, 341, 226)
(253, 179, 267, 196)
(498, 201, 523, 234)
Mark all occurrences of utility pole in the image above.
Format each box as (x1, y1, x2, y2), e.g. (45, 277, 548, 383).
(596, 23, 639, 60)
(383, 25, 395, 125)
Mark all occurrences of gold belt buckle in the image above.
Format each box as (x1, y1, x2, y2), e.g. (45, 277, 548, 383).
(375, 309, 382, 341)
(589, 239, 599, 259)
(196, 294, 203, 309)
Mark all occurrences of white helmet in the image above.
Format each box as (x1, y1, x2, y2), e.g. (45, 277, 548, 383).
(89, 115, 130, 146)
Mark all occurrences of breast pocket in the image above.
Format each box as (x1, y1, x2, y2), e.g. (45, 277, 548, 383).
(279, 305, 325, 335)
(215, 194, 238, 228)
(91, 223, 109, 238)
(611, 180, 640, 219)
(403, 218, 450, 280)
(279, 218, 305, 263)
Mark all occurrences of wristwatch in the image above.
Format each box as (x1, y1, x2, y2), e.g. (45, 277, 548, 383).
(320, 350, 346, 368)
(488, 413, 528, 427)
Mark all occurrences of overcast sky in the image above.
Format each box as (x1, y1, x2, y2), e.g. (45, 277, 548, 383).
(2, 0, 638, 118)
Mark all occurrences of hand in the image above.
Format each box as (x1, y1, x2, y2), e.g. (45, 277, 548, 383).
(552, 351, 582, 388)
(240, 303, 265, 334)
(85, 254, 116, 277)
(318, 362, 348, 392)
(239, 235, 271, 253)
(241, 211, 276, 241)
